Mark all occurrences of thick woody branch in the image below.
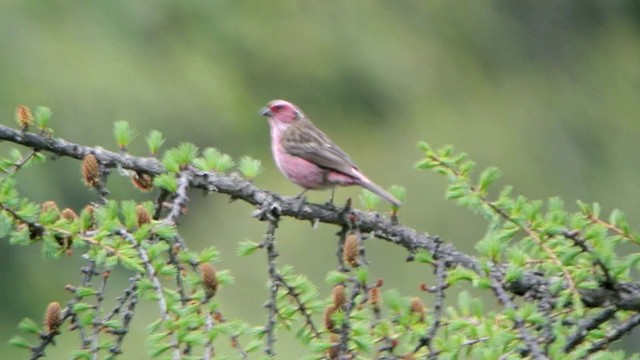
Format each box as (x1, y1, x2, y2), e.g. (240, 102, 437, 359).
(0, 126, 162, 173)
(1, 124, 639, 311)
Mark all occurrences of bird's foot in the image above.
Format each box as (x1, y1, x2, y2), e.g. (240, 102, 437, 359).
(325, 188, 337, 207)
(295, 189, 309, 200)
(324, 199, 336, 208)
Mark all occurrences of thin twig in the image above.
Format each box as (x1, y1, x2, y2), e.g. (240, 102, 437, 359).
(336, 276, 363, 358)
(203, 311, 214, 360)
(89, 271, 110, 359)
(563, 307, 617, 353)
(488, 269, 548, 360)
(580, 314, 640, 358)
(105, 275, 140, 356)
(119, 229, 181, 360)
(563, 230, 614, 287)
(0, 149, 38, 178)
(262, 206, 280, 358)
(163, 170, 192, 225)
(416, 239, 447, 358)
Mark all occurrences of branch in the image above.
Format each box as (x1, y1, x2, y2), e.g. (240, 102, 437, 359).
(564, 306, 617, 352)
(1, 124, 639, 312)
(119, 229, 181, 360)
(581, 314, 640, 357)
(416, 239, 447, 358)
(261, 208, 280, 358)
(488, 268, 547, 359)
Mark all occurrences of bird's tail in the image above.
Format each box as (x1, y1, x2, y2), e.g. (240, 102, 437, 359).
(358, 176, 402, 207)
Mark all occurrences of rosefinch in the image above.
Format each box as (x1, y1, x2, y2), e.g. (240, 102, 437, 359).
(259, 99, 401, 207)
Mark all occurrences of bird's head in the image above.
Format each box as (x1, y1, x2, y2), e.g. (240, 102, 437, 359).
(259, 99, 303, 124)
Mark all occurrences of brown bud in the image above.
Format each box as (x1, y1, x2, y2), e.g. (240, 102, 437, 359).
(172, 243, 182, 257)
(82, 154, 100, 188)
(135, 205, 151, 227)
(343, 233, 359, 267)
(390, 338, 399, 349)
(60, 208, 77, 221)
(326, 334, 340, 359)
(44, 302, 62, 334)
(324, 305, 338, 333)
(16, 105, 34, 129)
(332, 285, 346, 308)
(410, 297, 426, 323)
(82, 204, 96, 219)
(199, 263, 218, 298)
(131, 172, 154, 192)
(213, 311, 225, 323)
(41, 201, 59, 213)
(369, 287, 380, 309)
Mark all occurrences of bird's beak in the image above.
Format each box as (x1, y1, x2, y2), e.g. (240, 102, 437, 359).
(259, 107, 273, 117)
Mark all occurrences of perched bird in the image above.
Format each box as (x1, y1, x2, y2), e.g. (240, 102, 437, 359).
(259, 99, 401, 207)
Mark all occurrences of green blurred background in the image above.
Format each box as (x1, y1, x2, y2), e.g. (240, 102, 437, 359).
(2, 1, 640, 358)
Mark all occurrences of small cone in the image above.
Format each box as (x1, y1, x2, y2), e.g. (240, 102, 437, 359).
(323, 305, 338, 333)
(41, 201, 59, 212)
(131, 172, 153, 192)
(332, 285, 346, 308)
(369, 287, 380, 307)
(82, 154, 100, 188)
(16, 105, 34, 130)
(410, 297, 426, 323)
(44, 302, 62, 334)
(135, 205, 151, 227)
(343, 233, 359, 267)
(60, 208, 77, 221)
(199, 263, 218, 298)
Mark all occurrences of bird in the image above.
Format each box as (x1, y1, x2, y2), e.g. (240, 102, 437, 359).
(259, 99, 401, 207)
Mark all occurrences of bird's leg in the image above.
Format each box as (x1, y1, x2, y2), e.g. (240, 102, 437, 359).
(293, 189, 308, 217)
(325, 188, 336, 207)
(295, 189, 309, 200)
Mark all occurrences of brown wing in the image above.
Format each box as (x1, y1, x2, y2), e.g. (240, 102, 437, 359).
(281, 118, 359, 176)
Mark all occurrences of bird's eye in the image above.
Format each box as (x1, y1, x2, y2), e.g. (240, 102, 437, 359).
(272, 104, 284, 111)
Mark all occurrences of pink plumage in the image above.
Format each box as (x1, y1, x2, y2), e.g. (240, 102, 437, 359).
(259, 99, 401, 207)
